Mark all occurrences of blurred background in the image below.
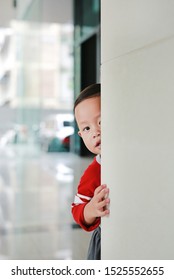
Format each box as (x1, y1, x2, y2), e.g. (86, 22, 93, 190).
(0, 0, 100, 259)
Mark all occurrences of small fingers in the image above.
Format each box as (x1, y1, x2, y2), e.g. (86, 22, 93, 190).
(94, 184, 107, 196)
(98, 197, 110, 209)
(98, 208, 110, 217)
(97, 186, 109, 201)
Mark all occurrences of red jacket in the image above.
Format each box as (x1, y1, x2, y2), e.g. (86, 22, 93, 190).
(71, 156, 101, 231)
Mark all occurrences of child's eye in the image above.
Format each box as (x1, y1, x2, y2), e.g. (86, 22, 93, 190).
(83, 126, 90, 132)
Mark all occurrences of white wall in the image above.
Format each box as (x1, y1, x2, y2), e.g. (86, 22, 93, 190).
(101, 0, 174, 259)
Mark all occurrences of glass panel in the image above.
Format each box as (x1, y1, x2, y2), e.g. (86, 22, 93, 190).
(0, 0, 75, 260)
(81, 0, 100, 37)
(73, 0, 100, 155)
(11, 20, 74, 150)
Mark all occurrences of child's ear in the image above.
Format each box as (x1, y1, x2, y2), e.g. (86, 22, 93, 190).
(78, 131, 82, 137)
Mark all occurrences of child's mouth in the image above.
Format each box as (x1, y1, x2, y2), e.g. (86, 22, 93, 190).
(95, 141, 101, 148)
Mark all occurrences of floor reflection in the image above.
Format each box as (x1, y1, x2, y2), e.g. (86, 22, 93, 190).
(0, 144, 91, 259)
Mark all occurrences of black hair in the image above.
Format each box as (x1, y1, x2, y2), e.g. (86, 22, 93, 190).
(74, 83, 101, 111)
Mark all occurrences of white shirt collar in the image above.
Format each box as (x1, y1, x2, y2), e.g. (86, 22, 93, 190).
(96, 154, 101, 164)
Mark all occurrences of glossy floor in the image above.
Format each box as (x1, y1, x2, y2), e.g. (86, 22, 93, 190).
(0, 144, 92, 260)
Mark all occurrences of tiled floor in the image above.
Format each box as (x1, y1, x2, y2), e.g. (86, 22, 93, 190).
(0, 144, 92, 259)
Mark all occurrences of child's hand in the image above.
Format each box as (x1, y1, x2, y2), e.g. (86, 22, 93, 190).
(84, 184, 110, 225)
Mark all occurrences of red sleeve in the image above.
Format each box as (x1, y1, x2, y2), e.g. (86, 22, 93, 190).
(72, 203, 100, 231)
(71, 157, 101, 231)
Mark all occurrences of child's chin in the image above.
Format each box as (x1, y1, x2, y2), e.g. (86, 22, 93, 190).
(90, 146, 101, 155)
(95, 147, 101, 154)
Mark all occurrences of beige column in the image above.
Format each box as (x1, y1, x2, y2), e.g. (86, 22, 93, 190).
(101, 0, 174, 259)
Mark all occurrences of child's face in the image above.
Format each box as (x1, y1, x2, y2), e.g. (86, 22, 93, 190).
(75, 96, 101, 155)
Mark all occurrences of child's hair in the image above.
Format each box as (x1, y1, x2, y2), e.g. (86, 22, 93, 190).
(74, 83, 101, 111)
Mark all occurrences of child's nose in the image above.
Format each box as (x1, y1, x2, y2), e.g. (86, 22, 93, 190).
(93, 128, 100, 138)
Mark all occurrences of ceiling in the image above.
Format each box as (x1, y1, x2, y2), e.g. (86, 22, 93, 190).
(0, 0, 73, 28)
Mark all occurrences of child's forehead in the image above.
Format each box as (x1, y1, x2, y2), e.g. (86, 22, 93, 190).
(75, 97, 100, 124)
(78, 96, 100, 107)
(75, 96, 100, 112)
